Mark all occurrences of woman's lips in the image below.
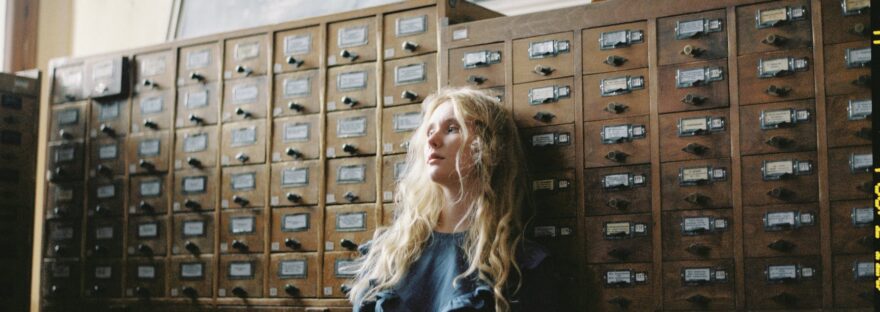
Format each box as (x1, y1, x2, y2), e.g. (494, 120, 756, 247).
(427, 153, 444, 164)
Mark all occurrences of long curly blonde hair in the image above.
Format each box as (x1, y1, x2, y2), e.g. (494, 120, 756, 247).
(348, 87, 531, 311)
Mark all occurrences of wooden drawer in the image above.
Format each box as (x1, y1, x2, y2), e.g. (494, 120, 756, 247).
(124, 257, 166, 298)
(84, 259, 122, 298)
(176, 82, 220, 128)
(128, 175, 169, 215)
(520, 124, 576, 170)
(585, 262, 652, 311)
(47, 142, 84, 182)
(658, 59, 729, 114)
(178, 42, 221, 86)
(325, 203, 378, 252)
(86, 217, 123, 258)
(830, 199, 872, 255)
(45, 183, 82, 220)
(531, 169, 577, 218)
(326, 63, 377, 111)
(221, 164, 268, 209)
(221, 120, 267, 166)
(381, 154, 406, 202)
(383, 7, 437, 60)
(85, 56, 129, 99)
(832, 254, 874, 308)
(736, 0, 812, 55)
(585, 164, 651, 216)
(585, 213, 652, 263)
(52, 63, 85, 103)
(270, 160, 321, 207)
(44, 220, 80, 258)
(739, 99, 816, 155)
(175, 126, 219, 171)
(512, 32, 574, 83)
(512, 77, 575, 128)
(744, 256, 821, 309)
(268, 253, 320, 298)
(662, 259, 735, 310)
(449, 43, 505, 88)
(382, 203, 398, 225)
(274, 26, 321, 73)
(744, 203, 819, 257)
(328, 17, 378, 66)
(321, 251, 359, 298)
(828, 145, 872, 201)
(127, 132, 171, 174)
(168, 256, 213, 298)
(826, 93, 871, 148)
(50, 102, 87, 142)
(224, 34, 269, 79)
(135, 50, 174, 93)
(737, 49, 814, 106)
(127, 215, 168, 257)
(662, 209, 733, 260)
(821, 0, 871, 45)
(89, 137, 125, 178)
(583, 21, 647, 75)
(172, 168, 218, 213)
(381, 103, 421, 155)
(222, 76, 269, 122)
(270, 206, 321, 252)
(382, 53, 437, 107)
(824, 41, 871, 96)
(326, 108, 377, 158)
(584, 115, 650, 168)
(272, 114, 322, 162)
(528, 218, 579, 268)
(659, 108, 730, 161)
(131, 91, 174, 133)
(273, 69, 321, 117)
(88, 177, 125, 217)
(658, 9, 728, 65)
(41, 259, 80, 300)
(89, 99, 129, 139)
(583, 68, 649, 121)
(218, 254, 265, 298)
(327, 157, 376, 205)
(171, 213, 214, 255)
(741, 151, 818, 206)
(220, 209, 266, 254)
(660, 158, 732, 211)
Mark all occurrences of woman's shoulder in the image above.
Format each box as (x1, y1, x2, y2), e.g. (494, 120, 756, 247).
(515, 239, 549, 270)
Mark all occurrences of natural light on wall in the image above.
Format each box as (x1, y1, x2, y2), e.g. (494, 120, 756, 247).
(0, 0, 7, 71)
(466, 0, 587, 16)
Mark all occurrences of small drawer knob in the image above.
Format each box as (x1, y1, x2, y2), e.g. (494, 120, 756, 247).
(605, 150, 629, 163)
(604, 102, 628, 114)
(761, 34, 786, 46)
(339, 49, 358, 61)
(401, 90, 418, 101)
(99, 124, 116, 136)
(340, 239, 358, 250)
(188, 114, 204, 124)
(286, 192, 302, 202)
(183, 199, 201, 210)
(232, 195, 249, 206)
(533, 65, 554, 76)
(604, 55, 626, 66)
(285, 148, 302, 159)
(231, 239, 247, 250)
(402, 41, 419, 52)
(681, 94, 706, 106)
(186, 157, 202, 168)
(285, 238, 301, 249)
(765, 85, 791, 97)
(466, 75, 486, 85)
(344, 191, 359, 202)
(533, 111, 555, 123)
(288, 102, 304, 112)
(342, 144, 358, 154)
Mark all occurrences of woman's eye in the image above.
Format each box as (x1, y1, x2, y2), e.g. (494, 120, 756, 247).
(427, 129, 435, 136)
(447, 126, 459, 133)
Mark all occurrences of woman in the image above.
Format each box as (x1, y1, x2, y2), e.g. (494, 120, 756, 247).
(348, 87, 560, 311)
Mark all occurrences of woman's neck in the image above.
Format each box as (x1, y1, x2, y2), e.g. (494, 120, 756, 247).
(435, 185, 473, 233)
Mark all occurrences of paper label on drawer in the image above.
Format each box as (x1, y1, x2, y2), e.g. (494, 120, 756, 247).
(95, 266, 112, 279)
(846, 47, 871, 67)
(759, 7, 789, 25)
(764, 160, 794, 176)
(229, 262, 253, 278)
(338, 25, 368, 48)
(337, 116, 368, 138)
(231, 126, 257, 146)
(533, 225, 556, 238)
(282, 167, 309, 186)
(284, 123, 310, 142)
(855, 262, 873, 278)
(843, 0, 870, 14)
(452, 28, 468, 40)
(603, 173, 630, 189)
(140, 179, 161, 197)
(138, 222, 159, 238)
(766, 212, 796, 227)
(335, 259, 358, 277)
(338, 164, 366, 183)
(601, 77, 628, 94)
(56, 187, 75, 202)
(181, 262, 203, 278)
(137, 265, 156, 279)
(55, 147, 75, 162)
(184, 133, 208, 152)
(285, 34, 312, 55)
(601, 30, 628, 48)
(682, 167, 710, 183)
(677, 19, 705, 37)
(98, 144, 118, 160)
(51, 225, 74, 240)
(761, 58, 790, 74)
(61, 70, 82, 88)
(187, 48, 211, 69)
(281, 260, 307, 277)
(603, 125, 630, 141)
(99, 102, 119, 120)
(767, 265, 797, 280)
(397, 15, 427, 36)
(231, 216, 254, 233)
(684, 268, 712, 282)
(140, 96, 163, 114)
(183, 220, 205, 236)
(141, 56, 166, 77)
(231, 172, 256, 190)
(393, 111, 422, 132)
(680, 117, 709, 134)
(183, 176, 206, 193)
(394, 161, 408, 181)
(852, 207, 873, 225)
(92, 60, 114, 79)
(337, 212, 366, 230)
(95, 225, 114, 239)
(97, 184, 115, 199)
(848, 99, 872, 120)
(284, 77, 310, 98)
(52, 264, 70, 278)
(185, 89, 208, 108)
(606, 271, 632, 285)
(605, 222, 631, 236)
(57, 108, 79, 125)
(139, 139, 161, 156)
(235, 42, 260, 61)
(337, 71, 368, 91)
(683, 217, 711, 232)
(233, 84, 259, 104)
(850, 153, 873, 171)
(395, 63, 427, 85)
(283, 213, 309, 231)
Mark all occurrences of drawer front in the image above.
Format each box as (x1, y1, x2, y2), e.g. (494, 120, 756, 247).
(178, 42, 221, 86)
(175, 126, 219, 171)
(326, 108, 377, 158)
(272, 114, 322, 162)
(135, 50, 175, 93)
(173, 168, 218, 213)
(830, 199, 872, 254)
(658, 9, 728, 65)
(224, 34, 269, 79)
(46, 183, 83, 220)
(382, 53, 437, 106)
(268, 253, 320, 298)
(172, 213, 214, 255)
(218, 254, 265, 298)
(85, 56, 128, 99)
(176, 83, 221, 128)
(512, 77, 575, 128)
(221, 164, 268, 209)
(449, 43, 505, 88)
(131, 91, 174, 133)
(382, 203, 398, 225)
(739, 99, 816, 155)
(220, 209, 266, 254)
(828, 145, 873, 201)
(528, 218, 579, 267)
(381, 154, 406, 202)
(52, 64, 86, 103)
(662, 209, 734, 260)
(274, 26, 321, 73)
(520, 124, 576, 170)
(383, 7, 437, 60)
(531, 170, 577, 218)
(582, 21, 648, 74)
(585, 164, 651, 216)
(585, 262, 653, 311)
(832, 254, 874, 308)
(512, 32, 574, 83)
(821, 0, 871, 45)
(744, 256, 821, 309)
(325, 203, 378, 252)
(44, 220, 80, 258)
(824, 41, 871, 96)
(89, 99, 129, 139)
(743, 203, 820, 257)
(381, 103, 421, 155)
(660, 158, 732, 211)
(737, 48, 814, 105)
(41, 260, 81, 300)
(273, 69, 321, 117)
(328, 17, 377, 65)
(659, 108, 731, 161)
(86, 218, 124, 258)
(321, 251, 359, 298)
(88, 177, 125, 217)
(127, 215, 168, 257)
(129, 175, 169, 215)
(585, 116, 651, 168)
(89, 138, 126, 178)
(327, 157, 376, 205)
(657, 59, 730, 114)
(585, 213, 652, 263)
(169, 256, 214, 298)
(127, 132, 171, 174)
(736, 0, 813, 55)
(583, 68, 649, 121)
(124, 258, 166, 298)
(50, 102, 87, 142)
(84, 259, 123, 298)
(270, 160, 321, 207)
(271, 206, 322, 252)
(826, 93, 871, 148)
(221, 120, 267, 166)
(741, 151, 818, 206)
(48, 143, 85, 182)
(327, 63, 377, 111)
(223, 76, 269, 121)
(1, 94, 36, 133)
(662, 259, 735, 310)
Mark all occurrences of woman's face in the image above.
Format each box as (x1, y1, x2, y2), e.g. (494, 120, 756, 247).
(424, 101, 475, 187)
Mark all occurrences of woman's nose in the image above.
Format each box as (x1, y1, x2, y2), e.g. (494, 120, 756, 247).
(427, 131, 441, 148)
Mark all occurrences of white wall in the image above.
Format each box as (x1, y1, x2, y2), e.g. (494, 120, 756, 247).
(70, 0, 173, 56)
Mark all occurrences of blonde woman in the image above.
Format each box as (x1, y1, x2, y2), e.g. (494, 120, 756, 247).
(348, 87, 560, 311)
